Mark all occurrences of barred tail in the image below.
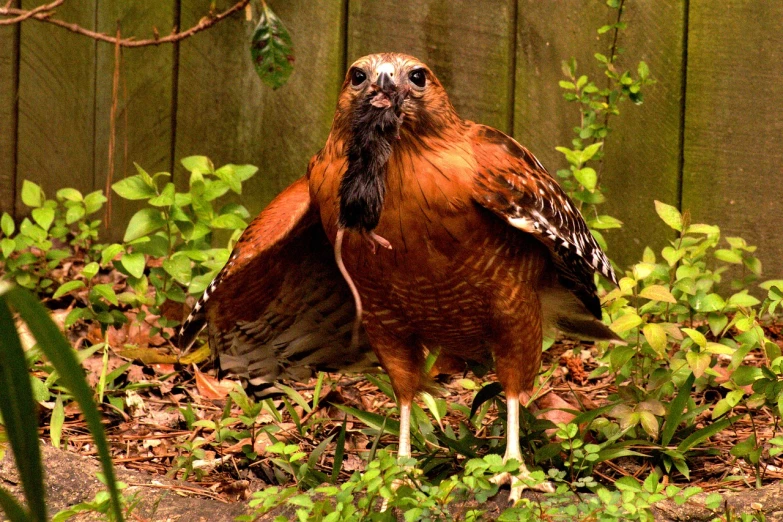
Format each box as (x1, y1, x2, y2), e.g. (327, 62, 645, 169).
(178, 278, 219, 351)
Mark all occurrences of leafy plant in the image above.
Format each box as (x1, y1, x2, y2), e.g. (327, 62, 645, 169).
(0, 182, 106, 293)
(0, 282, 124, 521)
(110, 156, 257, 337)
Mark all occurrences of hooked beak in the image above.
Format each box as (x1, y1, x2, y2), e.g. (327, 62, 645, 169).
(376, 71, 395, 93)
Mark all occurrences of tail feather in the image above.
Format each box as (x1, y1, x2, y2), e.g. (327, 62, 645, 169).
(178, 277, 220, 351)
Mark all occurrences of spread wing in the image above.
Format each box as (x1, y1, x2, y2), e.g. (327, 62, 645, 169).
(178, 177, 376, 396)
(469, 125, 617, 319)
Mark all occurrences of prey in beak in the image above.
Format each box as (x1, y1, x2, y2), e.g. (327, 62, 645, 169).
(335, 60, 411, 347)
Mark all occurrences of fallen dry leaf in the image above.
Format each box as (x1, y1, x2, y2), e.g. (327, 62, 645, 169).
(195, 368, 236, 399)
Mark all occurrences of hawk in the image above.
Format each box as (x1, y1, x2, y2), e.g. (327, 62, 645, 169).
(180, 53, 619, 500)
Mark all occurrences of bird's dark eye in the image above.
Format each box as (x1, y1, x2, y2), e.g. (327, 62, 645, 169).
(350, 68, 367, 87)
(409, 69, 426, 88)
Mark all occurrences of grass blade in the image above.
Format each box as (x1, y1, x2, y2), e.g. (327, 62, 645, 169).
(661, 372, 695, 447)
(4, 285, 124, 521)
(331, 417, 347, 483)
(0, 487, 29, 522)
(332, 404, 400, 436)
(677, 416, 737, 454)
(0, 293, 47, 522)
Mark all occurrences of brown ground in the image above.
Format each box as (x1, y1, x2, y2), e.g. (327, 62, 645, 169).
(5, 318, 783, 520)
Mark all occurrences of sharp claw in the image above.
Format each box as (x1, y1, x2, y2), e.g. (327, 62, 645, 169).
(490, 469, 554, 504)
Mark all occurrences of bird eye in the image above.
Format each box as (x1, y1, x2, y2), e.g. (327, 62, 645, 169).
(350, 68, 367, 87)
(408, 69, 426, 88)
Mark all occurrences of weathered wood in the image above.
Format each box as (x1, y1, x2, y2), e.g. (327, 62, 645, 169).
(95, 2, 175, 237)
(683, 1, 783, 279)
(16, 0, 97, 207)
(175, 0, 346, 216)
(348, 0, 515, 133)
(0, 8, 17, 216)
(514, 0, 686, 270)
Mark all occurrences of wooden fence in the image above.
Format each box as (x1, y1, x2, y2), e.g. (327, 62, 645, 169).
(1, 1, 782, 276)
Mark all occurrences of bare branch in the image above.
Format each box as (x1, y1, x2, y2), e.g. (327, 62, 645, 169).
(0, 0, 250, 46)
(0, 0, 63, 26)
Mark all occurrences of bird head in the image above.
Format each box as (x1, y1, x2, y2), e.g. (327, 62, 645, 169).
(335, 53, 459, 234)
(335, 53, 458, 140)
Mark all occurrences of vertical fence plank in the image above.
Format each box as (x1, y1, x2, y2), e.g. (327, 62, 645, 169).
(95, 2, 175, 236)
(0, 13, 18, 216)
(515, 0, 686, 269)
(683, 2, 783, 279)
(16, 0, 97, 207)
(348, 0, 515, 133)
(175, 0, 346, 216)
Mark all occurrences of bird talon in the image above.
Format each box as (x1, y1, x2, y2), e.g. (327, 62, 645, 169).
(490, 468, 555, 504)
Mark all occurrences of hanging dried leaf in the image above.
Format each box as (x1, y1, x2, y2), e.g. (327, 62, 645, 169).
(250, 3, 294, 89)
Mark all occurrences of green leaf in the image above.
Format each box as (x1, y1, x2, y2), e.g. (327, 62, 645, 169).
(639, 411, 659, 439)
(677, 416, 735, 453)
(610, 312, 642, 334)
(211, 213, 247, 230)
(31, 207, 55, 231)
(654, 200, 682, 232)
(120, 252, 146, 279)
(52, 280, 86, 299)
(643, 323, 667, 356)
(639, 285, 676, 303)
(65, 205, 85, 225)
(214, 165, 242, 195)
(123, 208, 165, 242)
(100, 244, 124, 266)
(181, 156, 213, 173)
(0, 488, 29, 522)
(685, 351, 711, 378)
(148, 183, 175, 207)
(661, 373, 695, 446)
(732, 366, 762, 386)
(1, 212, 14, 236)
(56, 188, 83, 202)
(1, 238, 15, 258)
(50, 397, 65, 448)
(251, 3, 295, 90)
(112, 175, 157, 200)
(163, 254, 192, 285)
(0, 291, 48, 522)
(80, 263, 98, 282)
(727, 291, 760, 308)
(574, 167, 597, 191)
(2, 285, 124, 520)
(580, 142, 603, 163)
(21, 180, 43, 208)
(231, 164, 259, 181)
(588, 214, 623, 230)
(83, 191, 107, 214)
(332, 404, 400, 436)
(91, 284, 119, 306)
(682, 328, 707, 348)
(714, 249, 742, 264)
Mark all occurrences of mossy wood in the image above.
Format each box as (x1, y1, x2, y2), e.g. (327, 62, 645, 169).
(94, 1, 175, 231)
(16, 0, 97, 207)
(174, 0, 345, 218)
(0, 17, 16, 216)
(682, 1, 783, 278)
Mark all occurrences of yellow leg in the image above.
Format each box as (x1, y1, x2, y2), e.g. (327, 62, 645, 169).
(490, 395, 555, 503)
